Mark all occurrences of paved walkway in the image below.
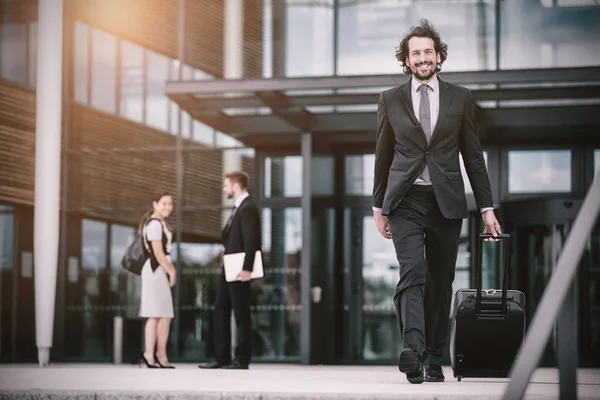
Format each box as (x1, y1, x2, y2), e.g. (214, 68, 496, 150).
(0, 364, 599, 399)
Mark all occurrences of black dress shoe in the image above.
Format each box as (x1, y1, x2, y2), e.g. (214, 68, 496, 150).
(198, 361, 226, 369)
(425, 364, 445, 382)
(398, 349, 424, 384)
(221, 361, 249, 370)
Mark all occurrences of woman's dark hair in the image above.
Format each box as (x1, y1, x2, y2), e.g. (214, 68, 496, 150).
(138, 192, 173, 233)
(395, 19, 448, 75)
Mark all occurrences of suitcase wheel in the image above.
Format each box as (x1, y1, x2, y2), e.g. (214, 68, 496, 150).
(457, 375, 462, 382)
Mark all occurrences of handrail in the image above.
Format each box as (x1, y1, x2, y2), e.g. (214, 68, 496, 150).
(503, 172, 600, 399)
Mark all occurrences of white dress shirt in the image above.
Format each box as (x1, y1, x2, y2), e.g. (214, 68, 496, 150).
(373, 76, 493, 214)
(234, 191, 249, 209)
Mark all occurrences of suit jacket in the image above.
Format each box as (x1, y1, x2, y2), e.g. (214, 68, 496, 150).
(222, 196, 262, 272)
(373, 78, 493, 219)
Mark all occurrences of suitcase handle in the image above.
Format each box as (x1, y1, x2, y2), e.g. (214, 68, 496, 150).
(475, 233, 511, 314)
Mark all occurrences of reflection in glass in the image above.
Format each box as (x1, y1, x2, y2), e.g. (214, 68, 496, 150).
(501, 1, 600, 69)
(81, 219, 108, 270)
(285, 0, 334, 77)
(74, 21, 89, 104)
(120, 40, 144, 123)
(264, 156, 303, 198)
(171, 243, 223, 360)
(337, 0, 496, 75)
(312, 156, 334, 196)
(508, 150, 572, 193)
(0, 205, 14, 360)
(90, 28, 117, 113)
(146, 50, 170, 131)
(345, 155, 375, 196)
(361, 215, 398, 360)
(0, 24, 27, 84)
(256, 208, 302, 359)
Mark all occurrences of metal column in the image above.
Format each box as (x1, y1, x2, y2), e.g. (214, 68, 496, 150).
(300, 133, 312, 364)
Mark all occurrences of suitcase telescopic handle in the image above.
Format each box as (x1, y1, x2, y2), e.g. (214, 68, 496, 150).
(476, 233, 511, 314)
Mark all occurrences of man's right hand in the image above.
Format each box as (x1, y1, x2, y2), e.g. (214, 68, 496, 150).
(374, 211, 392, 239)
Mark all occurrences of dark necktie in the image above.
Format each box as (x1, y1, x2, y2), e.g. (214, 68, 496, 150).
(224, 205, 237, 230)
(417, 84, 431, 183)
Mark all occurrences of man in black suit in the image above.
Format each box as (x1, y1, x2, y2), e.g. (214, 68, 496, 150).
(372, 20, 502, 384)
(199, 170, 261, 370)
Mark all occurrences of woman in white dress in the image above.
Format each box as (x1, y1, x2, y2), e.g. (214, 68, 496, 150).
(138, 192, 177, 369)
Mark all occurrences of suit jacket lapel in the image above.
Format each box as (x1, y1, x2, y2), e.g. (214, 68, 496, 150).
(399, 81, 420, 128)
(221, 196, 249, 239)
(430, 78, 452, 144)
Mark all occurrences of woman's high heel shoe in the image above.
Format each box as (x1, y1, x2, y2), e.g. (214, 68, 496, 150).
(155, 353, 175, 369)
(139, 353, 158, 368)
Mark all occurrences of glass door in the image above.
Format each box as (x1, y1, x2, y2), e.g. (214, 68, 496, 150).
(345, 208, 399, 364)
(504, 198, 599, 367)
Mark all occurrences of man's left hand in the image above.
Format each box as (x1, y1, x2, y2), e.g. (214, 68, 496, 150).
(237, 270, 251, 282)
(481, 209, 502, 242)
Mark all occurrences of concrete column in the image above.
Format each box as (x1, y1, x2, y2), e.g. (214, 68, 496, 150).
(222, 0, 243, 187)
(34, 0, 64, 367)
(223, 0, 244, 358)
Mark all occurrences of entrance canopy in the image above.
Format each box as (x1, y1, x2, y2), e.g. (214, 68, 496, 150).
(166, 67, 600, 150)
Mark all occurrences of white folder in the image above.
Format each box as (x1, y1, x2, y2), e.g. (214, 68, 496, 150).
(223, 250, 264, 282)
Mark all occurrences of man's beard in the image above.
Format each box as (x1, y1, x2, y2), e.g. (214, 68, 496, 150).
(412, 61, 436, 81)
(227, 192, 233, 199)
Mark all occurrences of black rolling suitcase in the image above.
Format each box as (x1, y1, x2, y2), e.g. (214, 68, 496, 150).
(450, 233, 526, 381)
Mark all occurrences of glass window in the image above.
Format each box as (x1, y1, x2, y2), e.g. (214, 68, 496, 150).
(345, 154, 375, 196)
(257, 208, 302, 359)
(337, 0, 496, 75)
(0, 205, 14, 270)
(192, 120, 215, 145)
(109, 224, 135, 269)
(215, 132, 242, 148)
(595, 149, 600, 175)
(81, 219, 108, 270)
(264, 156, 303, 198)
(170, 242, 222, 361)
(311, 156, 334, 196)
(73, 21, 89, 104)
(90, 28, 117, 113)
(28, 22, 37, 87)
(461, 151, 489, 195)
(285, 0, 334, 77)
(0, 24, 27, 84)
(501, 1, 600, 69)
(146, 50, 169, 131)
(508, 150, 572, 194)
(120, 40, 144, 123)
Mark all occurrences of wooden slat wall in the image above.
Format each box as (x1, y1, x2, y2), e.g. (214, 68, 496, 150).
(0, 83, 36, 204)
(0, 81, 224, 240)
(69, 0, 262, 79)
(69, 103, 224, 239)
(243, 0, 264, 78)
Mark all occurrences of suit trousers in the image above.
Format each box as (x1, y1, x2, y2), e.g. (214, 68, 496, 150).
(387, 185, 463, 365)
(213, 271, 252, 365)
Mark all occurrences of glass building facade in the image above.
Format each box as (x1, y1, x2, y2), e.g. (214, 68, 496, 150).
(0, 0, 599, 367)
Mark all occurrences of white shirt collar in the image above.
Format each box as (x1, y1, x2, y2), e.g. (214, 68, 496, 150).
(411, 75, 439, 93)
(234, 191, 249, 208)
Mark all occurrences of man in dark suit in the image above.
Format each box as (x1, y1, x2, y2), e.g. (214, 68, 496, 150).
(372, 20, 502, 384)
(199, 170, 261, 370)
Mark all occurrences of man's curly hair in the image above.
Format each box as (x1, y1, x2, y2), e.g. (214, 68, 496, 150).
(395, 19, 448, 76)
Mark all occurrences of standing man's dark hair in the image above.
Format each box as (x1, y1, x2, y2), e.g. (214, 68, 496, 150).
(372, 18, 501, 384)
(395, 19, 448, 75)
(225, 171, 250, 191)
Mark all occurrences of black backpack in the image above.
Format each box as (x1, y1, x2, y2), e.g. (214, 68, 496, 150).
(121, 218, 168, 275)
(121, 231, 149, 276)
